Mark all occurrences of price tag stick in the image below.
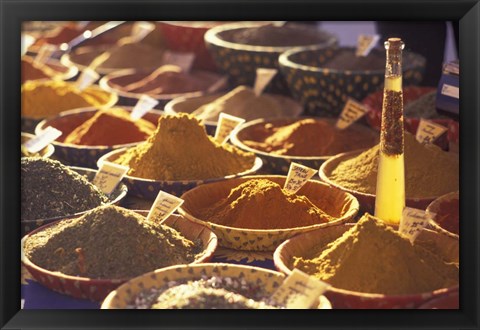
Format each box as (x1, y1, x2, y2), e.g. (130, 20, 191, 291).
(92, 161, 129, 196)
(76, 67, 100, 91)
(253, 68, 277, 96)
(34, 43, 57, 65)
(162, 51, 195, 73)
(415, 119, 448, 144)
(147, 191, 184, 224)
(270, 269, 330, 309)
(283, 162, 317, 195)
(130, 95, 159, 120)
(23, 126, 62, 154)
(130, 21, 155, 43)
(214, 113, 245, 145)
(400, 207, 432, 243)
(356, 34, 380, 57)
(335, 98, 370, 130)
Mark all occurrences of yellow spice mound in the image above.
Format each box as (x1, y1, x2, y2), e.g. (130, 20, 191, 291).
(21, 80, 111, 119)
(115, 113, 256, 181)
(329, 133, 459, 198)
(293, 213, 459, 295)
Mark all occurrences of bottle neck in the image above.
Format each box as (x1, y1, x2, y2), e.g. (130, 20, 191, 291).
(384, 38, 404, 91)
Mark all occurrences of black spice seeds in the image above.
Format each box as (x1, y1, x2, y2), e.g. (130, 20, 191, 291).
(23, 205, 203, 279)
(381, 90, 404, 156)
(21, 158, 108, 220)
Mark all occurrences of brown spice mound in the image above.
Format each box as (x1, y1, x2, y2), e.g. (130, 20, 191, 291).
(115, 113, 256, 181)
(63, 108, 156, 146)
(197, 179, 334, 230)
(293, 213, 459, 295)
(21, 57, 55, 82)
(329, 133, 459, 198)
(242, 119, 378, 157)
(23, 205, 201, 279)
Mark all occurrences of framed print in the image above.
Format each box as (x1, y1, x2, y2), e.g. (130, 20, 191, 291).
(1, 0, 479, 329)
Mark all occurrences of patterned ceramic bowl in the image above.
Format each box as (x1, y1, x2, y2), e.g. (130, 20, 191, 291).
(363, 86, 459, 151)
(21, 166, 128, 236)
(164, 92, 304, 137)
(319, 149, 452, 215)
(35, 106, 164, 168)
(101, 262, 332, 309)
(178, 175, 359, 251)
(426, 191, 459, 239)
(205, 22, 338, 95)
(99, 68, 229, 107)
(230, 117, 378, 175)
(21, 213, 218, 301)
(273, 224, 459, 309)
(21, 132, 55, 159)
(21, 83, 118, 134)
(97, 148, 263, 199)
(278, 45, 426, 117)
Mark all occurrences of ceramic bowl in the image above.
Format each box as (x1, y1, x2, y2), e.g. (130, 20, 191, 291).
(21, 166, 128, 236)
(21, 132, 55, 159)
(363, 86, 459, 151)
(178, 175, 359, 251)
(278, 45, 426, 116)
(205, 22, 338, 95)
(99, 68, 229, 107)
(97, 148, 263, 199)
(417, 291, 459, 309)
(164, 92, 304, 137)
(426, 191, 459, 239)
(101, 263, 332, 309)
(273, 224, 459, 309)
(21, 213, 218, 301)
(319, 149, 452, 214)
(34, 106, 164, 168)
(230, 117, 378, 175)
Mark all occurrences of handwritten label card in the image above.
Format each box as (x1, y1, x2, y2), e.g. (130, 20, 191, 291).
(214, 113, 245, 145)
(76, 67, 100, 91)
(23, 126, 62, 154)
(34, 43, 57, 65)
(336, 98, 370, 130)
(283, 162, 317, 194)
(92, 161, 129, 195)
(253, 68, 277, 96)
(162, 51, 195, 73)
(131, 21, 155, 42)
(270, 269, 330, 308)
(130, 95, 159, 120)
(399, 207, 432, 243)
(147, 190, 184, 224)
(356, 34, 380, 57)
(415, 119, 448, 144)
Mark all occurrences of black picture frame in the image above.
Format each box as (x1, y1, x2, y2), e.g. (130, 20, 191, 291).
(1, 0, 479, 329)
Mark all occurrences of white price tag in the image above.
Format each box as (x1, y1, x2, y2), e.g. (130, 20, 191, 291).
(147, 190, 184, 224)
(23, 126, 62, 154)
(34, 43, 57, 65)
(400, 207, 432, 244)
(283, 162, 317, 194)
(92, 161, 129, 195)
(130, 95, 159, 120)
(162, 51, 195, 73)
(131, 21, 155, 42)
(336, 98, 370, 130)
(356, 34, 380, 57)
(253, 68, 277, 96)
(415, 119, 448, 144)
(441, 83, 459, 99)
(76, 67, 100, 91)
(214, 113, 245, 145)
(22, 34, 36, 56)
(270, 269, 331, 309)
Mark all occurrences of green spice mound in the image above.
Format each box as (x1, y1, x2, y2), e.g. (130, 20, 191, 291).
(21, 158, 108, 220)
(293, 213, 459, 295)
(151, 285, 277, 309)
(23, 205, 202, 279)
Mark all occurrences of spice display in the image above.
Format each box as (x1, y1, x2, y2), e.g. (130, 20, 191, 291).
(240, 118, 378, 157)
(109, 65, 215, 95)
(63, 108, 156, 146)
(127, 275, 279, 309)
(21, 80, 112, 119)
(404, 91, 443, 119)
(115, 113, 255, 181)
(191, 86, 285, 122)
(21, 158, 108, 220)
(321, 49, 385, 71)
(293, 213, 459, 295)
(23, 205, 202, 279)
(197, 179, 334, 229)
(21, 56, 58, 82)
(329, 133, 459, 198)
(226, 23, 332, 47)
